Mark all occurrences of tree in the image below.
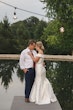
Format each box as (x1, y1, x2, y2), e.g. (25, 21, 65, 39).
(40, 0, 73, 54)
(34, 20, 47, 39)
(0, 16, 49, 53)
(41, 0, 73, 21)
(23, 16, 39, 38)
(11, 21, 30, 52)
(54, 62, 73, 110)
(40, 1, 73, 110)
(41, 19, 63, 54)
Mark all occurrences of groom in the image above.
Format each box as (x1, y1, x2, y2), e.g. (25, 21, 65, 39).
(19, 40, 37, 102)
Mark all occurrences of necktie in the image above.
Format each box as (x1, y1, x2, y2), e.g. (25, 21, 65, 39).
(30, 51, 35, 68)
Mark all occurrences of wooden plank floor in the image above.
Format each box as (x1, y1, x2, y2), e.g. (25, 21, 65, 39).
(11, 96, 62, 110)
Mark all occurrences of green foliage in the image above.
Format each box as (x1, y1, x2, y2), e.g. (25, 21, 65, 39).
(41, 19, 63, 54)
(34, 20, 47, 39)
(41, 0, 73, 21)
(46, 61, 73, 110)
(55, 62, 73, 110)
(0, 60, 18, 89)
(41, 0, 73, 55)
(40, 1, 73, 109)
(0, 16, 47, 53)
(23, 16, 39, 38)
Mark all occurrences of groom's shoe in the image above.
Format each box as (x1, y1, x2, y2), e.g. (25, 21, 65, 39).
(25, 98, 30, 103)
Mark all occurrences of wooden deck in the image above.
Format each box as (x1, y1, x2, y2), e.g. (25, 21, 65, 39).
(0, 54, 73, 62)
(11, 96, 62, 110)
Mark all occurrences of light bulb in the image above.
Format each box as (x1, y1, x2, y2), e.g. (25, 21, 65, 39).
(13, 13, 17, 20)
(60, 27, 64, 33)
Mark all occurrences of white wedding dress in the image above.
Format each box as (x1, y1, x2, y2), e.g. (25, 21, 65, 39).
(29, 54, 57, 105)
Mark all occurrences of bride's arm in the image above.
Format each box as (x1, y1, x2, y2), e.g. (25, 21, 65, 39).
(28, 52, 40, 62)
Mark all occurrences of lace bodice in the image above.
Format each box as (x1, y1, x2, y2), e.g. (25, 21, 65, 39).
(36, 54, 44, 64)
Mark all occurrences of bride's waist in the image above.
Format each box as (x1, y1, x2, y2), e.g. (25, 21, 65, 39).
(36, 63, 44, 67)
(36, 63, 43, 65)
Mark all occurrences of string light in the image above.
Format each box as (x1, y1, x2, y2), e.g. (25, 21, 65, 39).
(13, 7, 17, 20)
(0, 0, 46, 19)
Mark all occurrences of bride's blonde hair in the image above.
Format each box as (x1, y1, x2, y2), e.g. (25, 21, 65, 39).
(36, 41, 44, 50)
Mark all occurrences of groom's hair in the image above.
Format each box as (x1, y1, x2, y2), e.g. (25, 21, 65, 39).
(28, 39, 36, 46)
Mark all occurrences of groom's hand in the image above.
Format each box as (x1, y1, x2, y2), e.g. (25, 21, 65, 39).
(23, 68, 29, 74)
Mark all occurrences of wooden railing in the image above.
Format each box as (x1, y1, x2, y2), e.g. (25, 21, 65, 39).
(0, 54, 19, 60)
(0, 54, 73, 62)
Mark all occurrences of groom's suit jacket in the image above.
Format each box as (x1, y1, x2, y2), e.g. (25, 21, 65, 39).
(19, 47, 37, 70)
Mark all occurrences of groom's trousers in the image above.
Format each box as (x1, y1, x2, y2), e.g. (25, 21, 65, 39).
(25, 68, 35, 98)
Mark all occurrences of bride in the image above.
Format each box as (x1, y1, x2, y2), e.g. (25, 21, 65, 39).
(28, 41, 57, 105)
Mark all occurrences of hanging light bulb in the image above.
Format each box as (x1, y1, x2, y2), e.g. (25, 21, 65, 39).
(60, 27, 64, 33)
(13, 7, 17, 20)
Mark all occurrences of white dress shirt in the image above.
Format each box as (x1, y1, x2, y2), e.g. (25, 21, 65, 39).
(19, 47, 37, 70)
